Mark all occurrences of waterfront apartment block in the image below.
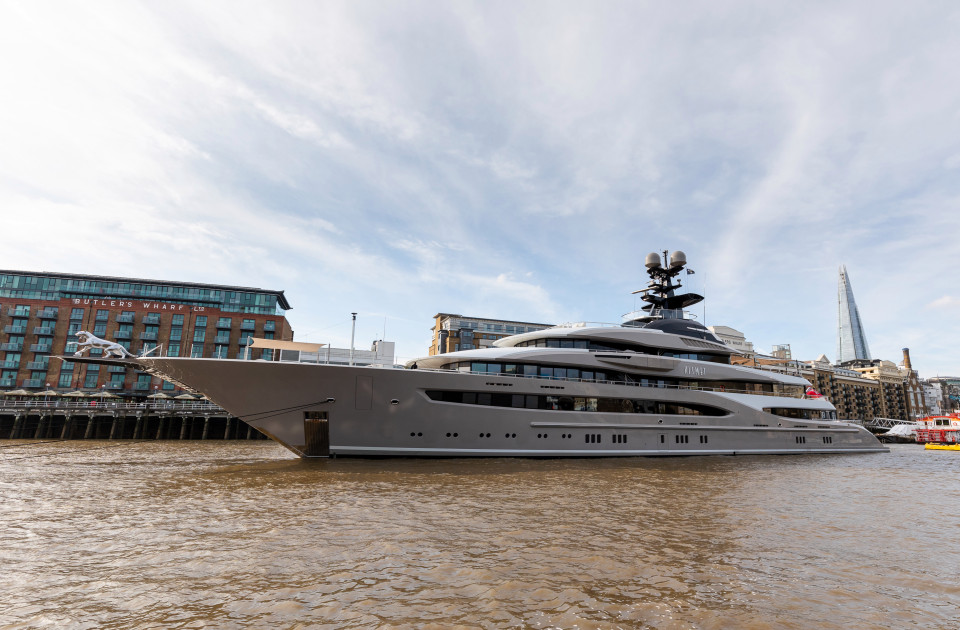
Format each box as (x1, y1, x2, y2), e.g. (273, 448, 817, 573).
(0, 270, 293, 395)
(735, 353, 912, 422)
(429, 313, 553, 355)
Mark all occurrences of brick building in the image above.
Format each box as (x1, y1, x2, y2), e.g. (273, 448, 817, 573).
(0, 270, 292, 396)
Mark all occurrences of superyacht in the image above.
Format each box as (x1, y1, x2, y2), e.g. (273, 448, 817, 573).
(75, 251, 887, 457)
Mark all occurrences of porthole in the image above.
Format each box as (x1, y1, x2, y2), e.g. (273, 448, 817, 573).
(454, 433, 459, 437)
(390, 399, 399, 405)
(410, 432, 415, 437)
(446, 433, 451, 437)
(417, 432, 422, 436)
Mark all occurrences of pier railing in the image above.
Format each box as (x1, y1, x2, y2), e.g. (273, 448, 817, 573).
(0, 400, 225, 413)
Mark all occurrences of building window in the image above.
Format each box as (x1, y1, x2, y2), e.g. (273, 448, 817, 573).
(58, 373, 73, 388)
(83, 366, 99, 388)
(195, 315, 207, 327)
(167, 343, 180, 357)
(95, 309, 109, 321)
(193, 329, 206, 342)
(191, 343, 204, 358)
(264, 320, 276, 331)
(70, 308, 84, 320)
(172, 314, 184, 326)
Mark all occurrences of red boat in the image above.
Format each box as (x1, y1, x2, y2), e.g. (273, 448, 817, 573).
(915, 413, 960, 448)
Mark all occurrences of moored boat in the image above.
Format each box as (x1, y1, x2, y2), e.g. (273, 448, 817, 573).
(65, 250, 888, 458)
(914, 413, 960, 451)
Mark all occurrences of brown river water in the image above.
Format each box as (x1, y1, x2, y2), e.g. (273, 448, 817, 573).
(1, 441, 958, 629)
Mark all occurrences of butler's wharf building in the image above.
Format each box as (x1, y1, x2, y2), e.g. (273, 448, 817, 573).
(0, 270, 292, 395)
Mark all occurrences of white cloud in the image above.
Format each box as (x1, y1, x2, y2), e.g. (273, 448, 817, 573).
(1, 1, 959, 373)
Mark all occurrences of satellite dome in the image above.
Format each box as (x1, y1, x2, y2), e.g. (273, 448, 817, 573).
(645, 252, 662, 269)
(669, 251, 687, 268)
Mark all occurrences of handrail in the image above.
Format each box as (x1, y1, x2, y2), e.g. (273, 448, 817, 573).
(0, 400, 224, 412)
(401, 365, 808, 399)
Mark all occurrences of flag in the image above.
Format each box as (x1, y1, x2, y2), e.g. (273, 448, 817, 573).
(805, 386, 823, 398)
(686, 269, 696, 275)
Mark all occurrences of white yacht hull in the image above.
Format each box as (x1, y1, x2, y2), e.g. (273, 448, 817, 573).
(140, 358, 888, 458)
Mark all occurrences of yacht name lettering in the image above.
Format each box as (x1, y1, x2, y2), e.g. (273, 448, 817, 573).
(684, 366, 707, 376)
(72, 298, 203, 311)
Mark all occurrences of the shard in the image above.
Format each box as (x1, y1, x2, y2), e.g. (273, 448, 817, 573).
(836, 265, 871, 364)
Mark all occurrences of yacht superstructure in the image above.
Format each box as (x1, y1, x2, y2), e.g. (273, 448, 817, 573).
(73, 250, 887, 457)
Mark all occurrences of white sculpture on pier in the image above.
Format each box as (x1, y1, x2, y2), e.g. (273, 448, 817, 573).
(74, 330, 136, 359)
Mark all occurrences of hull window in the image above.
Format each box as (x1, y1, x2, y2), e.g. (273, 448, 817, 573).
(426, 390, 727, 417)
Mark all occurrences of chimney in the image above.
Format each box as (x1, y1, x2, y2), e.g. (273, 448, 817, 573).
(902, 348, 912, 371)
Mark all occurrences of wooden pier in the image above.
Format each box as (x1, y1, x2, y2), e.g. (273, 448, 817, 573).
(0, 399, 266, 441)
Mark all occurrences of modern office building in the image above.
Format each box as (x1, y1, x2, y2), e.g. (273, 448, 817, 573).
(429, 313, 553, 355)
(837, 265, 872, 364)
(0, 270, 293, 395)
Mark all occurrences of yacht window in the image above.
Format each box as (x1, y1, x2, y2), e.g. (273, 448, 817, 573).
(426, 391, 726, 416)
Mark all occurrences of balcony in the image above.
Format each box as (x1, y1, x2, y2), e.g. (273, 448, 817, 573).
(1, 342, 24, 352)
(116, 313, 135, 323)
(0, 378, 16, 387)
(23, 379, 44, 388)
(114, 330, 132, 339)
(139, 332, 158, 341)
(1, 360, 19, 369)
(241, 322, 256, 331)
(38, 309, 58, 320)
(109, 365, 128, 373)
(239, 335, 253, 345)
(26, 361, 49, 370)
(30, 344, 52, 353)
(4, 325, 26, 334)
(133, 382, 152, 391)
(143, 315, 161, 325)
(214, 335, 231, 344)
(6, 309, 30, 317)
(33, 326, 55, 336)
(106, 382, 126, 390)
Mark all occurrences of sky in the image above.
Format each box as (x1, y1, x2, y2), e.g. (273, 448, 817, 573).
(1, 1, 958, 375)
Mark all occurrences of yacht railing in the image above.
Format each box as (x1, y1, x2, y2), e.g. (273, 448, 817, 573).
(403, 366, 807, 399)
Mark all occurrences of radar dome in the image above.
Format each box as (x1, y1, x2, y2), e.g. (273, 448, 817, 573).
(669, 250, 687, 268)
(645, 252, 662, 269)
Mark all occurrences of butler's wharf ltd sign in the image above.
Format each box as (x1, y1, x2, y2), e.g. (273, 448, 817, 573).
(71, 298, 206, 312)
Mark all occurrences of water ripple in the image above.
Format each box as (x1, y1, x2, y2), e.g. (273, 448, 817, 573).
(1, 442, 957, 629)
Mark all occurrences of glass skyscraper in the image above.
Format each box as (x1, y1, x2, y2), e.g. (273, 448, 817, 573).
(837, 265, 871, 364)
